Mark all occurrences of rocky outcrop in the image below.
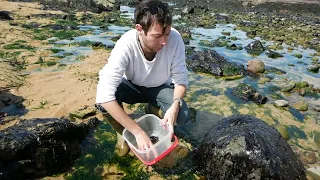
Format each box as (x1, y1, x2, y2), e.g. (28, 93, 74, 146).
(186, 49, 245, 76)
(0, 117, 99, 179)
(39, 0, 120, 13)
(195, 115, 306, 180)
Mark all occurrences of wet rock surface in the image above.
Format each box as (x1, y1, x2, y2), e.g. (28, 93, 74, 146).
(232, 83, 268, 104)
(186, 49, 245, 76)
(195, 114, 306, 180)
(0, 117, 99, 179)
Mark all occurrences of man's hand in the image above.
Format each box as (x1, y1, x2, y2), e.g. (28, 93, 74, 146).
(133, 129, 153, 150)
(161, 101, 179, 134)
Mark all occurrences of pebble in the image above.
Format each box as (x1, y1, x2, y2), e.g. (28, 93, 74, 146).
(274, 100, 289, 107)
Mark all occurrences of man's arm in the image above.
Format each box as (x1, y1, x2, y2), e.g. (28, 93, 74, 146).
(100, 100, 153, 150)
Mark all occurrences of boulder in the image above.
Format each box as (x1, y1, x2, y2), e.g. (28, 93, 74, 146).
(247, 60, 265, 73)
(0, 11, 13, 21)
(195, 115, 306, 180)
(186, 49, 245, 76)
(0, 117, 99, 179)
(293, 101, 308, 111)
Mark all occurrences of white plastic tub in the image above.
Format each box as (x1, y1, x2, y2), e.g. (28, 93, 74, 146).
(122, 114, 178, 165)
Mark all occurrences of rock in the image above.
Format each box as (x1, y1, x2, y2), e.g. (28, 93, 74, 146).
(40, 0, 120, 13)
(307, 64, 320, 73)
(301, 152, 316, 164)
(293, 101, 308, 111)
(275, 100, 289, 107)
(274, 124, 290, 141)
(295, 81, 309, 89)
(307, 166, 320, 180)
(252, 93, 268, 104)
(195, 115, 306, 180)
(0, 100, 6, 109)
(245, 40, 265, 55)
(0, 117, 99, 179)
(182, 6, 194, 14)
(294, 54, 303, 58)
(315, 107, 320, 112)
(281, 80, 296, 92)
(0, 11, 13, 20)
(265, 49, 284, 59)
(186, 49, 245, 76)
(232, 83, 267, 104)
(247, 60, 265, 73)
(156, 143, 189, 169)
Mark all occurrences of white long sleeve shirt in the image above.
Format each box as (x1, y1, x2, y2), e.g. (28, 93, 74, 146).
(96, 28, 188, 104)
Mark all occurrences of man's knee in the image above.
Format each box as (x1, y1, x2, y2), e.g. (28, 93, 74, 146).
(175, 100, 189, 126)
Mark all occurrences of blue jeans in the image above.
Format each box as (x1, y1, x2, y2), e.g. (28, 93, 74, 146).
(96, 80, 189, 129)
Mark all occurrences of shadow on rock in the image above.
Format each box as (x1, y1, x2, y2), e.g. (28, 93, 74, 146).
(194, 114, 306, 180)
(0, 117, 99, 180)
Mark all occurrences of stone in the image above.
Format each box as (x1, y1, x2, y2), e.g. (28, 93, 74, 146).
(247, 60, 265, 73)
(245, 40, 265, 55)
(0, 11, 13, 20)
(307, 166, 320, 180)
(281, 80, 296, 92)
(156, 144, 189, 169)
(293, 101, 308, 111)
(195, 115, 306, 180)
(274, 100, 289, 107)
(265, 49, 284, 59)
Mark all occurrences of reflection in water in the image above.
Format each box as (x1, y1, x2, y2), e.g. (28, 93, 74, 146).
(176, 110, 224, 147)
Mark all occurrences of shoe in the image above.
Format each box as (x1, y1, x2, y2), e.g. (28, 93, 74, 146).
(145, 103, 164, 118)
(114, 132, 129, 157)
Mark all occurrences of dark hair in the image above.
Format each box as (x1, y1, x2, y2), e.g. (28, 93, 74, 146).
(134, 0, 172, 34)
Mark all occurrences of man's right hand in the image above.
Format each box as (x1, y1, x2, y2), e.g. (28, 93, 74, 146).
(134, 129, 153, 150)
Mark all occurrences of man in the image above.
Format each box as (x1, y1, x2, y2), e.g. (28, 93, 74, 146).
(96, 0, 189, 156)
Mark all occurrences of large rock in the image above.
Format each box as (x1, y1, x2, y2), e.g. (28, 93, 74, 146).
(195, 115, 306, 180)
(0, 117, 99, 179)
(186, 49, 245, 76)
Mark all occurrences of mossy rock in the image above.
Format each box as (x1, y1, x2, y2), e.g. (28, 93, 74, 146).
(275, 124, 290, 141)
(295, 81, 309, 89)
(199, 40, 214, 47)
(292, 101, 308, 111)
(230, 36, 238, 41)
(221, 31, 231, 36)
(313, 131, 320, 148)
(281, 80, 296, 92)
(267, 45, 277, 50)
(311, 57, 319, 61)
(222, 74, 244, 81)
(270, 93, 283, 99)
(294, 54, 303, 58)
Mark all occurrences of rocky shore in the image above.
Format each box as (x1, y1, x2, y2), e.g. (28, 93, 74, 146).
(1, 0, 319, 179)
